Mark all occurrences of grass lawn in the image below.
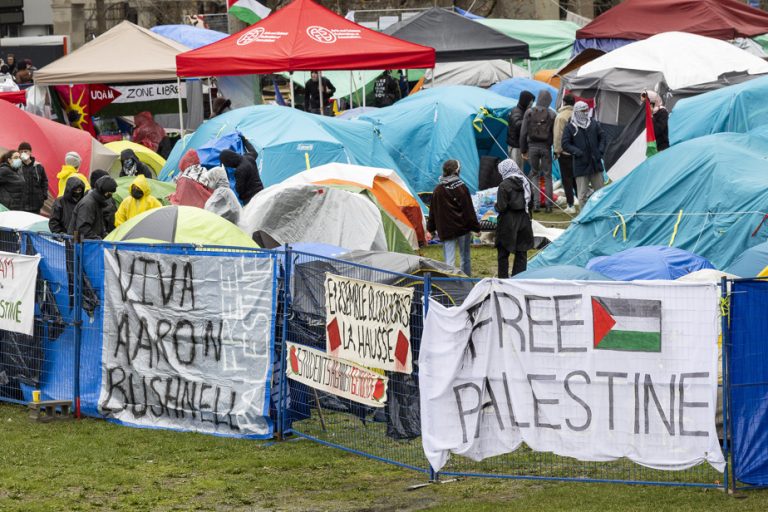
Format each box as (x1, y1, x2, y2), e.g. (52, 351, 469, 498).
(2, 209, 765, 511)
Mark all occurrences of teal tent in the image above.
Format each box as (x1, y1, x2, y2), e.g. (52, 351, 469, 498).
(477, 19, 578, 73)
(159, 105, 400, 187)
(670, 75, 768, 146)
(360, 86, 516, 194)
(531, 126, 768, 271)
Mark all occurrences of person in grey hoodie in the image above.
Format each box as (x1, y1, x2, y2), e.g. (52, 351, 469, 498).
(520, 89, 556, 213)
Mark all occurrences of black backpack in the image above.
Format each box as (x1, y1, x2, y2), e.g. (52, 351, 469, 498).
(528, 106, 551, 143)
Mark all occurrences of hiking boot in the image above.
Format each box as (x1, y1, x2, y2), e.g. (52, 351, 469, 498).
(563, 206, 576, 215)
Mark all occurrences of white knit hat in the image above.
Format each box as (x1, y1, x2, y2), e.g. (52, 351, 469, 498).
(65, 151, 81, 169)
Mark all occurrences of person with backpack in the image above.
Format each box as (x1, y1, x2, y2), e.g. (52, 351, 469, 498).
(561, 101, 607, 210)
(373, 70, 401, 107)
(495, 159, 533, 278)
(553, 93, 578, 215)
(520, 89, 556, 213)
(506, 91, 535, 170)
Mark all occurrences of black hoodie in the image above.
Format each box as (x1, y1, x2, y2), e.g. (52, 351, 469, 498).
(220, 149, 263, 205)
(119, 149, 152, 179)
(49, 176, 85, 234)
(20, 156, 48, 213)
(507, 90, 535, 148)
(69, 176, 117, 239)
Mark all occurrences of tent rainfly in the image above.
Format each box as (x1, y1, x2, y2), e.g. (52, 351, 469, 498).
(383, 8, 529, 62)
(175, 0, 435, 77)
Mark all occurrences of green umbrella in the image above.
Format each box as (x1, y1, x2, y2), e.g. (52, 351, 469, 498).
(114, 176, 177, 206)
(105, 205, 258, 248)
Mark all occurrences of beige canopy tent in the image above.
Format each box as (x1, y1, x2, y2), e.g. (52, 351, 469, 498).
(34, 21, 190, 85)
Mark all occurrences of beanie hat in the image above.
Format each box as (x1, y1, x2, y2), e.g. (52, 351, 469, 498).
(65, 151, 82, 169)
(17, 141, 32, 152)
(89, 169, 109, 189)
(95, 175, 117, 194)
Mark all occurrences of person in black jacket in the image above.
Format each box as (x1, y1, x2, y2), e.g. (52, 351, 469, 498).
(507, 90, 535, 170)
(426, 160, 480, 276)
(495, 159, 533, 277)
(303, 71, 336, 115)
(373, 70, 401, 107)
(641, 90, 669, 151)
(520, 89, 556, 212)
(17, 142, 48, 214)
(69, 175, 117, 239)
(0, 150, 27, 211)
(219, 149, 263, 206)
(561, 101, 607, 210)
(89, 169, 117, 232)
(49, 176, 85, 234)
(119, 149, 153, 179)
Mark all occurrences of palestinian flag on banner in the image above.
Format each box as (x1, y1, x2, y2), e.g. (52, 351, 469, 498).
(645, 98, 658, 157)
(592, 296, 662, 352)
(228, 0, 271, 25)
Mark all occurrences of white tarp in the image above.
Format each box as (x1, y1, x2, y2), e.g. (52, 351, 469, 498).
(420, 278, 725, 473)
(99, 249, 275, 438)
(0, 251, 40, 336)
(424, 60, 530, 89)
(577, 32, 768, 90)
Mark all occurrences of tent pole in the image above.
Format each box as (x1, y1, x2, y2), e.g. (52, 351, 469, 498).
(349, 71, 353, 110)
(431, 68, 435, 87)
(207, 77, 213, 115)
(177, 77, 185, 135)
(319, 70, 325, 116)
(362, 75, 366, 108)
(526, 59, 532, 78)
(289, 71, 295, 108)
(509, 59, 514, 78)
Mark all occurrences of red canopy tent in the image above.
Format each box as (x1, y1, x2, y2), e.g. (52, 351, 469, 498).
(176, 0, 435, 77)
(577, 0, 768, 42)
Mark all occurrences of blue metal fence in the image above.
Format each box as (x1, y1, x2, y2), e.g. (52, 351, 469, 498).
(0, 229, 762, 491)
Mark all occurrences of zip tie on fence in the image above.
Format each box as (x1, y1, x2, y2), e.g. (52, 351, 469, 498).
(668, 209, 684, 246)
(719, 294, 731, 328)
(612, 210, 627, 241)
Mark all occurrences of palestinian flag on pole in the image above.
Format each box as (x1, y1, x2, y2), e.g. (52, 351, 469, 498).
(645, 98, 658, 157)
(228, 0, 271, 25)
(592, 296, 662, 352)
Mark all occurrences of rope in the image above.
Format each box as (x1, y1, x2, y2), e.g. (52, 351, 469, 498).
(612, 210, 627, 241)
(668, 209, 684, 246)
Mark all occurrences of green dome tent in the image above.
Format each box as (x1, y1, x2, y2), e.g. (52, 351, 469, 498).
(105, 205, 258, 248)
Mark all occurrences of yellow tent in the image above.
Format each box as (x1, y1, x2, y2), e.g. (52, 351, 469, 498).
(105, 140, 166, 177)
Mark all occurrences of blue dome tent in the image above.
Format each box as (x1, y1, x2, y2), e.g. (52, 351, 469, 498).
(586, 246, 714, 281)
(513, 264, 613, 281)
(489, 78, 557, 108)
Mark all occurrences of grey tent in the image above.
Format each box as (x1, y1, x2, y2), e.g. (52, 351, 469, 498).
(383, 8, 529, 62)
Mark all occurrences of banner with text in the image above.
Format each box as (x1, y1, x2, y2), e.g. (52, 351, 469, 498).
(324, 274, 414, 374)
(286, 342, 388, 408)
(0, 251, 40, 336)
(111, 83, 187, 104)
(99, 249, 275, 438)
(420, 279, 725, 472)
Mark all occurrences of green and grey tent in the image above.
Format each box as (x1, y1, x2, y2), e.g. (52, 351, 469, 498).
(105, 205, 258, 248)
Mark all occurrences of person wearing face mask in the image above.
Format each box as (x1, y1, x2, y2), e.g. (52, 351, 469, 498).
(119, 149, 152, 179)
(56, 151, 90, 197)
(0, 150, 28, 211)
(17, 142, 49, 214)
(69, 175, 118, 239)
(115, 174, 162, 227)
(49, 176, 85, 234)
(89, 169, 117, 232)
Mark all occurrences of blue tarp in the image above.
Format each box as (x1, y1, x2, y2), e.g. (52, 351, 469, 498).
(670, 75, 768, 146)
(159, 105, 402, 188)
(730, 280, 768, 486)
(726, 240, 768, 277)
(454, 6, 484, 19)
(530, 127, 768, 270)
(572, 38, 633, 55)
(586, 246, 714, 280)
(513, 265, 613, 281)
(489, 78, 557, 109)
(360, 86, 517, 193)
(150, 25, 227, 49)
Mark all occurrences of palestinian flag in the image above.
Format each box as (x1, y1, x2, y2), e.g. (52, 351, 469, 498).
(592, 296, 662, 352)
(645, 98, 658, 157)
(228, 0, 271, 25)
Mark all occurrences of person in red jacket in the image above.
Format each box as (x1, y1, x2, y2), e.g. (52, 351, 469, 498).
(426, 160, 480, 276)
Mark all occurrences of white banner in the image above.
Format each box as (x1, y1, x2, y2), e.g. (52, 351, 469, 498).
(0, 251, 40, 336)
(99, 249, 275, 438)
(420, 279, 725, 473)
(111, 83, 186, 104)
(325, 274, 414, 374)
(286, 342, 388, 408)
